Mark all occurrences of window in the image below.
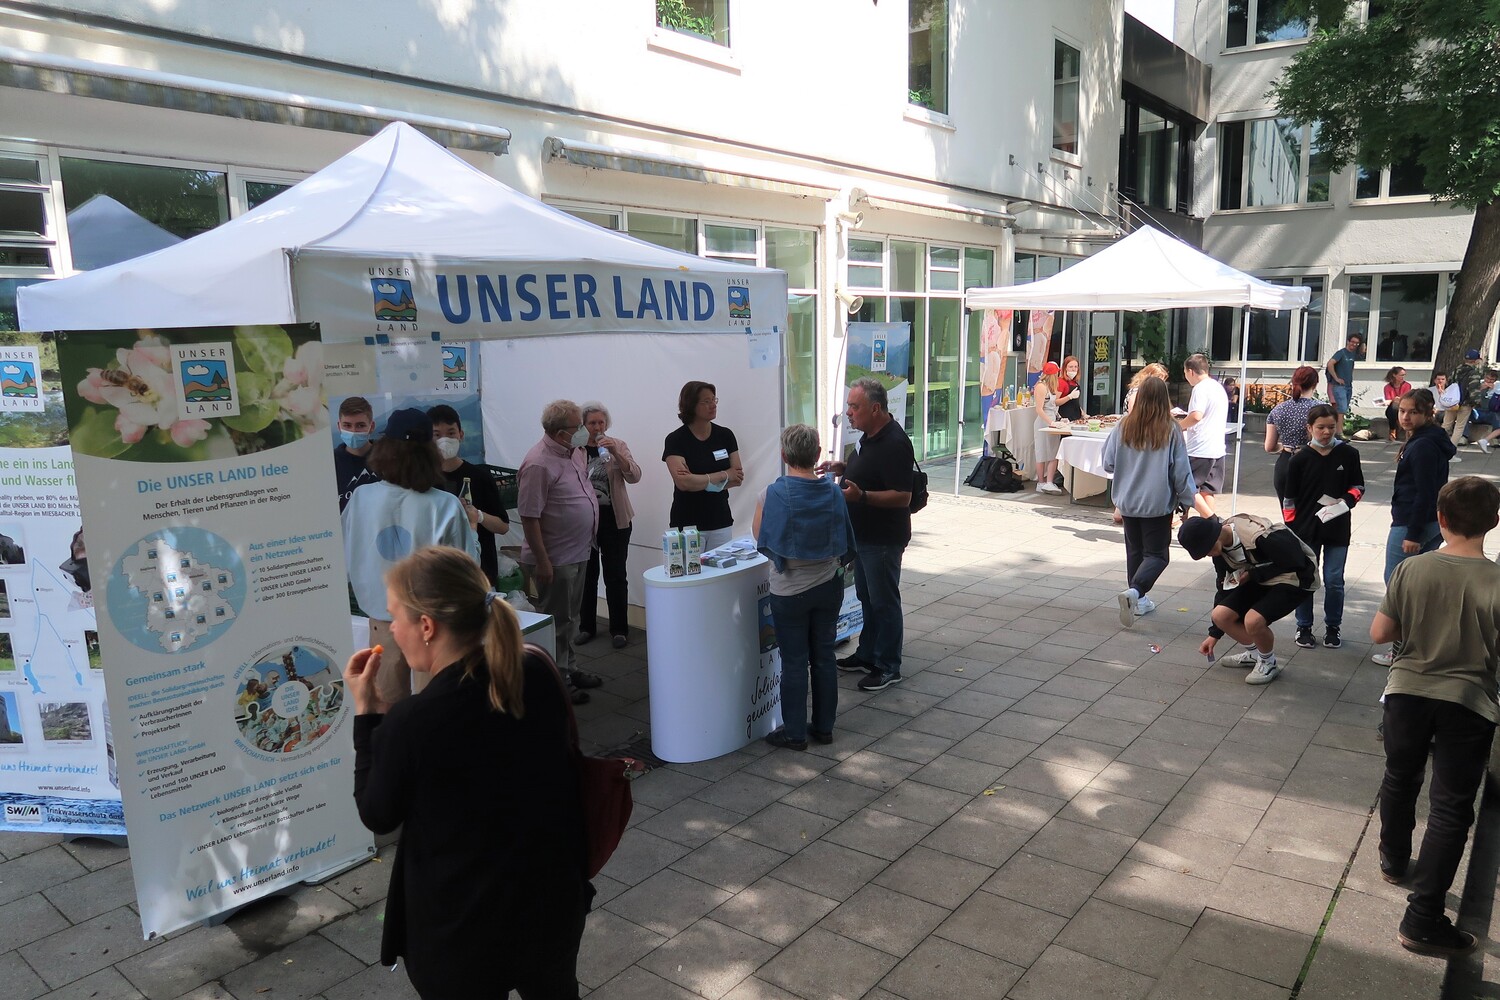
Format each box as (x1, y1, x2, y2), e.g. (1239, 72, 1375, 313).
(1121, 99, 1190, 212)
(1212, 276, 1324, 362)
(59, 157, 228, 271)
(908, 0, 949, 114)
(1226, 0, 1310, 47)
(847, 238, 885, 289)
(1217, 119, 1329, 209)
(626, 212, 697, 254)
(1053, 40, 1081, 156)
(768, 227, 818, 427)
(703, 222, 757, 265)
(1350, 272, 1448, 364)
(656, 0, 729, 46)
(0, 153, 57, 270)
(1355, 150, 1430, 200)
(244, 181, 293, 211)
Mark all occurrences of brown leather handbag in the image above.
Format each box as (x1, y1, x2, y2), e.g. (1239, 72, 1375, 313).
(526, 643, 633, 878)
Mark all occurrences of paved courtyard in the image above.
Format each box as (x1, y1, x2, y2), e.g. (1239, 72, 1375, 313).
(3, 440, 1499, 1000)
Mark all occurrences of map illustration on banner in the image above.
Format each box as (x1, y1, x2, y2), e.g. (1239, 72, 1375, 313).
(57, 326, 371, 937)
(0, 332, 124, 836)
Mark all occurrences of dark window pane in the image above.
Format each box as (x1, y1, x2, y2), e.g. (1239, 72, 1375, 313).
(0, 189, 46, 237)
(0, 157, 41, 183)
(1219, 122, 1245, 210)
(245, 181, 293, 210)
(1388, 151, 1428, 197)
(1347, 275, 1373, 349)
(1256, 0, 1310, 42)
(1301, 277, 1324, 361)
(1355, 162, 1382, 199)
(60, 158, 228, 270)
(1378, 274, 1437, 362)
(1212, 306, 1235, 359)
(1226, 0, 1249, 47)
(1053, 40, 1081, 154)
(0, 248, 48, 267)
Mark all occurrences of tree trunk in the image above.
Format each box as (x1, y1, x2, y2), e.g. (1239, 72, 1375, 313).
(1431, 198, 1500, 378)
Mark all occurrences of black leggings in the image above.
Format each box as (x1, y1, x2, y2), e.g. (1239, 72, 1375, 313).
(1122, 514, 1172, 596)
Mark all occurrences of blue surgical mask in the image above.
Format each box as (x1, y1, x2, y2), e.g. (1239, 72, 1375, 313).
(340, 430, 371, 449)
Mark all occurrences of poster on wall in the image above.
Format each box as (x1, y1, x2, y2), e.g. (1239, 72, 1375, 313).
(0, 332, 124, 835)
(979, 310, 1011, 456)
(1025, 310, 1056, 388)
(57, 325, 372, 938)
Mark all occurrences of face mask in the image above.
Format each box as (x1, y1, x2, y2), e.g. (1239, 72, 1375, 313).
(340, 430, 371, 450)
(1311, 432, 1335, 449)
(435, 436, 461, 460)
(569, 427, 590, 449)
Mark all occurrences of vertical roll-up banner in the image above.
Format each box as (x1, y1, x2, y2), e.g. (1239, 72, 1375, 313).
(56, 326, 372, 938)
(0, 332, 124, 835)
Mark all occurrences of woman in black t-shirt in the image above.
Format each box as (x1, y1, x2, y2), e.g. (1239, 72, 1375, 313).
(663, 380, 744, 549)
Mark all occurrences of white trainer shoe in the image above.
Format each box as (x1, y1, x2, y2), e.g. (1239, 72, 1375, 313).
(1245, 654, 1281, 685)
(1118, 588, 1139, 628)
(1371, 648, 1395, 667)
(1223, 647, 1260, 667)
(1135, 596, 1157, 617)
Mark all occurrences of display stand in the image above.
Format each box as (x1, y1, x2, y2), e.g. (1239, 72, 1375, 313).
(642, 554, 782, 763)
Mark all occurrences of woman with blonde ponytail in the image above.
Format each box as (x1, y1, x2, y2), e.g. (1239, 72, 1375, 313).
(344, 545, 591, 999)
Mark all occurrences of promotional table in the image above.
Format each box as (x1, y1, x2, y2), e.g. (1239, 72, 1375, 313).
(642, 553, 783, 763)
(1057, 433, 1113, 503)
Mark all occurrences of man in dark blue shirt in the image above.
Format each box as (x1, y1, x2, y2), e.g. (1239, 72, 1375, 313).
(818, 377, 914, 692)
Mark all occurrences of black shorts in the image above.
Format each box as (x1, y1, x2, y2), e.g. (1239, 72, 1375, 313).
(1216, 582, 1305, 626)
(1190, 456, 1225, 494)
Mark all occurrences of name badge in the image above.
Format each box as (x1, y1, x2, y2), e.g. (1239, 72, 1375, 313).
(713, 448, 729, 461)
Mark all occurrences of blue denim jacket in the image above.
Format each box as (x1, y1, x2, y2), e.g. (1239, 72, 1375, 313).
(757, 474, 856, 572)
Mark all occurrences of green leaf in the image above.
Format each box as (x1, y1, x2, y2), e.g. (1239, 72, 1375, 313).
(67, 406, 133, 459)
(222, 372, 279, 433)
(234, 326, 294, 375)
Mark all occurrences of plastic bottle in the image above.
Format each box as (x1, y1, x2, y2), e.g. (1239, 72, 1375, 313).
(598, 444, 612, 464)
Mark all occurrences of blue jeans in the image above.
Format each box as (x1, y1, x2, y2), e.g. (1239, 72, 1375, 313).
(1295, 541, 1347, 629)
(853, 543, 905, 675)
(1385, 522, 1441, 583)
(1331, 384, 1351, 414)
(769, 574, 843, 740)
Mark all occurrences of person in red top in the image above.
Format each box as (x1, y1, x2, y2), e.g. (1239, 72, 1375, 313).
(1057, 355, 1086, 421)
(1384, 366, 1412, 441)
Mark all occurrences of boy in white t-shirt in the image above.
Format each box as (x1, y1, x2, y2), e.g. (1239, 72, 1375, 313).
(1176, 354, 1229, 517)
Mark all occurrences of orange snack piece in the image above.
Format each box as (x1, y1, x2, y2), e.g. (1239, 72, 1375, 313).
(371, 644, 384, 655)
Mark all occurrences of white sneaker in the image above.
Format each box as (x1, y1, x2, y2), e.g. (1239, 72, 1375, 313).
(1135, 596, 1157, 617)
(1480, 439, 1492, 454)
(1450, 455, 1462, 463)
(1041, 482, 1063, 494)
(1371, 648, 1395, 667)
(1245, 654, 1281, 685)
(1118, 588, 1139, 628)
(1224, 647, 1260, 667)
(1036, 482, 1050, 494)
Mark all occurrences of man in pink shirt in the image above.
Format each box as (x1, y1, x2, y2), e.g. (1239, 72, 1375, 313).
(518, 399, 602, 703)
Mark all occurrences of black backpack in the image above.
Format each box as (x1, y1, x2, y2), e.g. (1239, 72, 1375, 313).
(984, 455, 1024, 493)
(965, 456, 996, 488)
(909, 461, 929, 513)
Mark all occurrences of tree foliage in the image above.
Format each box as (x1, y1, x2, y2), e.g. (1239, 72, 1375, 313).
(1270, 1, 1500, 209)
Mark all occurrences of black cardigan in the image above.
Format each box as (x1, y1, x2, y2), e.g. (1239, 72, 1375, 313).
(353, 652, 586, 998)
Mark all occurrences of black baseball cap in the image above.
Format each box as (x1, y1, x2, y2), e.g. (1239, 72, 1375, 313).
(383, 408, 433, 442)
(1178, 516, 1223, 560)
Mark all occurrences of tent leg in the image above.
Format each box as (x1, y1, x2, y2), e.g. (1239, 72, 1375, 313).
(954, 326, 968, 496)
(1230, 310, 1251, 516)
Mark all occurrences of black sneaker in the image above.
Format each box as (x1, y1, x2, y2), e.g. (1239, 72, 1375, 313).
(1379, 849, 1408, 884)
(569, 669, 604, 690)
(764, 728, 807, 751)
(1398, 915, 1477, 957)
(1323, 627, 1342, 649)
(837, 653, 873, 674)
(858, 670, 903, 692)
(1296, 626, 1316, 649)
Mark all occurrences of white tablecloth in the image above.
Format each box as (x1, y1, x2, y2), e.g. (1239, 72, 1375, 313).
(1058, 436, 1112, 502)
(986, 406, 1040, 481)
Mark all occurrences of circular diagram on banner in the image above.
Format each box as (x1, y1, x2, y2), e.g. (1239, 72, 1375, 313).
(107, 526, 247, 654)
(231, 641, 345, 760)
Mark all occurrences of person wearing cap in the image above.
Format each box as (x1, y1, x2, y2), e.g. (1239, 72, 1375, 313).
(1031, 360, 1065, 495)
(1467, 370, 1500, 453)
(1447, 348, 1488, 447)
(1176, 354, 1229, 517)
(1178, 511, 1318, 685)
(517, 400, 602, 703)
(342, 408, 479, 709)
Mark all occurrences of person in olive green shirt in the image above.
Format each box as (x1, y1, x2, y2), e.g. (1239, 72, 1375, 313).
(1372, 476, 1500, 957)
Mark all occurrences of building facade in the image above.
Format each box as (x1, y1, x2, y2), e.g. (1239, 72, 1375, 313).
(1169, 0, 1493, 404)
(0, 0, 1125, 462)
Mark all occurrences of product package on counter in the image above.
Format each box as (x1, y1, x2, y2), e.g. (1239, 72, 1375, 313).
(682, 526, 702, 575)
(662, 528, 685, 578)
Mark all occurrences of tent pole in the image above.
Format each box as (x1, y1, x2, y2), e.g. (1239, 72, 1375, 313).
(1230, 309, 1251, 515)
(954, 313, 968, 496)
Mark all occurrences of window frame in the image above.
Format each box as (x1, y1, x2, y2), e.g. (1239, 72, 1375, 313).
(0, 141, 66, 276)
(228, 167, 307, 217)
(1215, 116, 1331, 212)
(1051, 37, 1083, 164)
(654, 0, 731, 48)
(907, 0, 951, 117)
(1216, 273, 1327, 364)
(1345, 268, 1455, 370)
(1224, 0, 1312, 51)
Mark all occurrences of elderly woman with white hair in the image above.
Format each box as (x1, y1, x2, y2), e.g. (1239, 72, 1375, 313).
(577, 400, 641, 649)
(754, 423, 856, 750)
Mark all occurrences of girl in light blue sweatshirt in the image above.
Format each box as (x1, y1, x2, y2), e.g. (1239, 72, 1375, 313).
(1102, 377, 1198, 627)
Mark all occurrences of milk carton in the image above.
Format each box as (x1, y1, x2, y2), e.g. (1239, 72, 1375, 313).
(682, 526, 702, 575)
(662, 528, 685, 578)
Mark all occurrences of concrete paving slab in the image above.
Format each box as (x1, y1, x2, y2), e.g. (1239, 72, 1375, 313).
(1006, 943, 1153, 1000)
(637, 918, 778, 1000)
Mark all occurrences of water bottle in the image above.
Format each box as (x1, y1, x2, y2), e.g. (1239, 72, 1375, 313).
(598, 444, 611, 464)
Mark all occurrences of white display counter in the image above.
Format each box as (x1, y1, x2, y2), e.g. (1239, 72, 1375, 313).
(642, 553, 783, 763)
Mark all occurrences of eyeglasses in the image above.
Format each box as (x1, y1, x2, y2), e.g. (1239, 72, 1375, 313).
(698, 396, 719, 405)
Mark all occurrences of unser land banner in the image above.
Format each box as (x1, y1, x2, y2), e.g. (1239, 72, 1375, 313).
(56, 325, 372, 938)
(0, 332, 124, 835)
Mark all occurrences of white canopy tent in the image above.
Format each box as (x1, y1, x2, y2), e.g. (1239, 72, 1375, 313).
(20, 122, 790, 595)
(964, 225, 1312, 507)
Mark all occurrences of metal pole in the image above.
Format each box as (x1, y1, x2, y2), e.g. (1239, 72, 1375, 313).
(1230, 308, 1251, 515)
(954, 310, 969, 496)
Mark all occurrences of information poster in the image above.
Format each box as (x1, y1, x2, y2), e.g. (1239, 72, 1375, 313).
(57, 326, 372, 938)
(979, 309, 1011, 456)
(0, 332, 124, 835)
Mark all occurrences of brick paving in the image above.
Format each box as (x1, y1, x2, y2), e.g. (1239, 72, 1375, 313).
(2, 440, 1497, 999)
